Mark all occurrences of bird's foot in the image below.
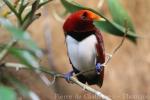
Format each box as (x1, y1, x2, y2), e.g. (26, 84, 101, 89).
(64, 70, 74, 82)
(96, 63, 103, 75)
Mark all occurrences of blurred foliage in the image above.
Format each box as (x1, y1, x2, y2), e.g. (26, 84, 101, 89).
(0, 0, 49, 99)
(107, 0, 136, 33)
(7, 75, 40, 100)
(61, 0, 138, 43)
(0, 86, 17, 100)
(9, 47, 40, 68)
(0, 0, 138, 99)
(0, 18, 42, 58)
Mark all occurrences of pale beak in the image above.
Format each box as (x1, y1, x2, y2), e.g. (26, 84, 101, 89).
(94, 17, 106, 21)
(88, 10, 106, 21)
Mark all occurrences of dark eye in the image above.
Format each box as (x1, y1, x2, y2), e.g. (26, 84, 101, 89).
(81, 12, 88, 20)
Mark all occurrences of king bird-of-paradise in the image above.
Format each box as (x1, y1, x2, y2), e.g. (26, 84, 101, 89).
(63, 10, 106, 87)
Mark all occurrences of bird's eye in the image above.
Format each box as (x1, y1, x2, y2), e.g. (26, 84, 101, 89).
(81, 12, 88, 20)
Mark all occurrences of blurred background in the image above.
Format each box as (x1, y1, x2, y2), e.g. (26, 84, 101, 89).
(0, 0, 150, 100)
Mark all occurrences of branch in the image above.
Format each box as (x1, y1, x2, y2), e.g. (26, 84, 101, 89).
(1, 62, 111, 100)
(75, 22, 128, 77)
(104, 21, 128, 65)
(21, 0, 40, 30)
(22, 0, 53, 30)
(1, 0, 53, 62)
(0, 39, 17, 62)
(3, 0, 22, 25)
(38, 0, 53, 8)
(70, 77, 111, 100)
(1, 0, 53, 86)
(0, 0, 41, 62)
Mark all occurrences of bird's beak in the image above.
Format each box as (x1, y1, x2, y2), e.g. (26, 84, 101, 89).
(88, 10, 106, 21)
(93, 16, 106, 21)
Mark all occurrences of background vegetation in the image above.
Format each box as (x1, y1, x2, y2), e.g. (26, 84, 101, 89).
(0, 0, 149, 100)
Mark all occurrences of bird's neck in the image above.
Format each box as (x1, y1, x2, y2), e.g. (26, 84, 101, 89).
(67, 30, 96, 41)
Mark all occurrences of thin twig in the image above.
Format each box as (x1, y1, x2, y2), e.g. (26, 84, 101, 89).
(0, 39, 17, 62)
(70, 77, 111, 100)
(104, 21, 128, 65)
(1, 0, 52, 62)
(2, 0, 53, 86)
(111, 30, 127, 55)
(75, 22, 128, 77)
(21, 0, 40, 30)
(0, 1, 38, 62)
(38, 0, 53, 8)
(3, 0, 22, 25)
(1, 62, 111, 100)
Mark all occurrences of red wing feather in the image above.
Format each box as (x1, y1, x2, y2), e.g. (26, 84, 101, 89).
(95, 29, 105, 87)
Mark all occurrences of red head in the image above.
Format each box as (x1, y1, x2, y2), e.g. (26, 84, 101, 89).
(63, 10, 104, 32)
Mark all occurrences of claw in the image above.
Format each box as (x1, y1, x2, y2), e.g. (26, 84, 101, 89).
(96, 63, 103, 74)
(64, 70, 74, 82)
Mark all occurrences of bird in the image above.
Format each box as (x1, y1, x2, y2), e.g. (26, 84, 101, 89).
(63, 10, 106, 87)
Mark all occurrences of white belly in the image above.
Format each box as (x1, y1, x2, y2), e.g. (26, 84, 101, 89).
(66, 35, 97, 72)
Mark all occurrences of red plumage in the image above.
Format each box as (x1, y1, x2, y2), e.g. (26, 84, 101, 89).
(63, 10, 105, 87)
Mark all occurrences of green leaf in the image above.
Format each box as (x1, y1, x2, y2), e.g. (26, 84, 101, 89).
(0, 18, 43, 58)
(0, 43, 40, 69)
(0, 86, 17, 100)
(61, 0, 84, 12)
(8, 47, 40, 68)
(94, 21, 138, 41)
(107, 0, 135, 32)
(61, 0, 138, 43)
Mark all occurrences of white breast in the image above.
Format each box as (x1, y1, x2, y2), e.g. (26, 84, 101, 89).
(66, 35, 97, 72)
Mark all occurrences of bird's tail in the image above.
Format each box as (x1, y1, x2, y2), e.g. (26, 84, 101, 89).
(75, 67, 104, 87)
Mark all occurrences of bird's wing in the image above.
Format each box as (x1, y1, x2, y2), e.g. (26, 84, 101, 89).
(95, 29, 105, 87)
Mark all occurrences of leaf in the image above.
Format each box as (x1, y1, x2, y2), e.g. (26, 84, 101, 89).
(9, 47, 40, 68)
(0, 18, 43, 58)
(107, 0, 135, 32)
(0, 44, 39, 68)
(61, 0, 138, 43)
(61, 0, 84, 12)
(0, 86, 17, 100)
(94, 21, 138, 41)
